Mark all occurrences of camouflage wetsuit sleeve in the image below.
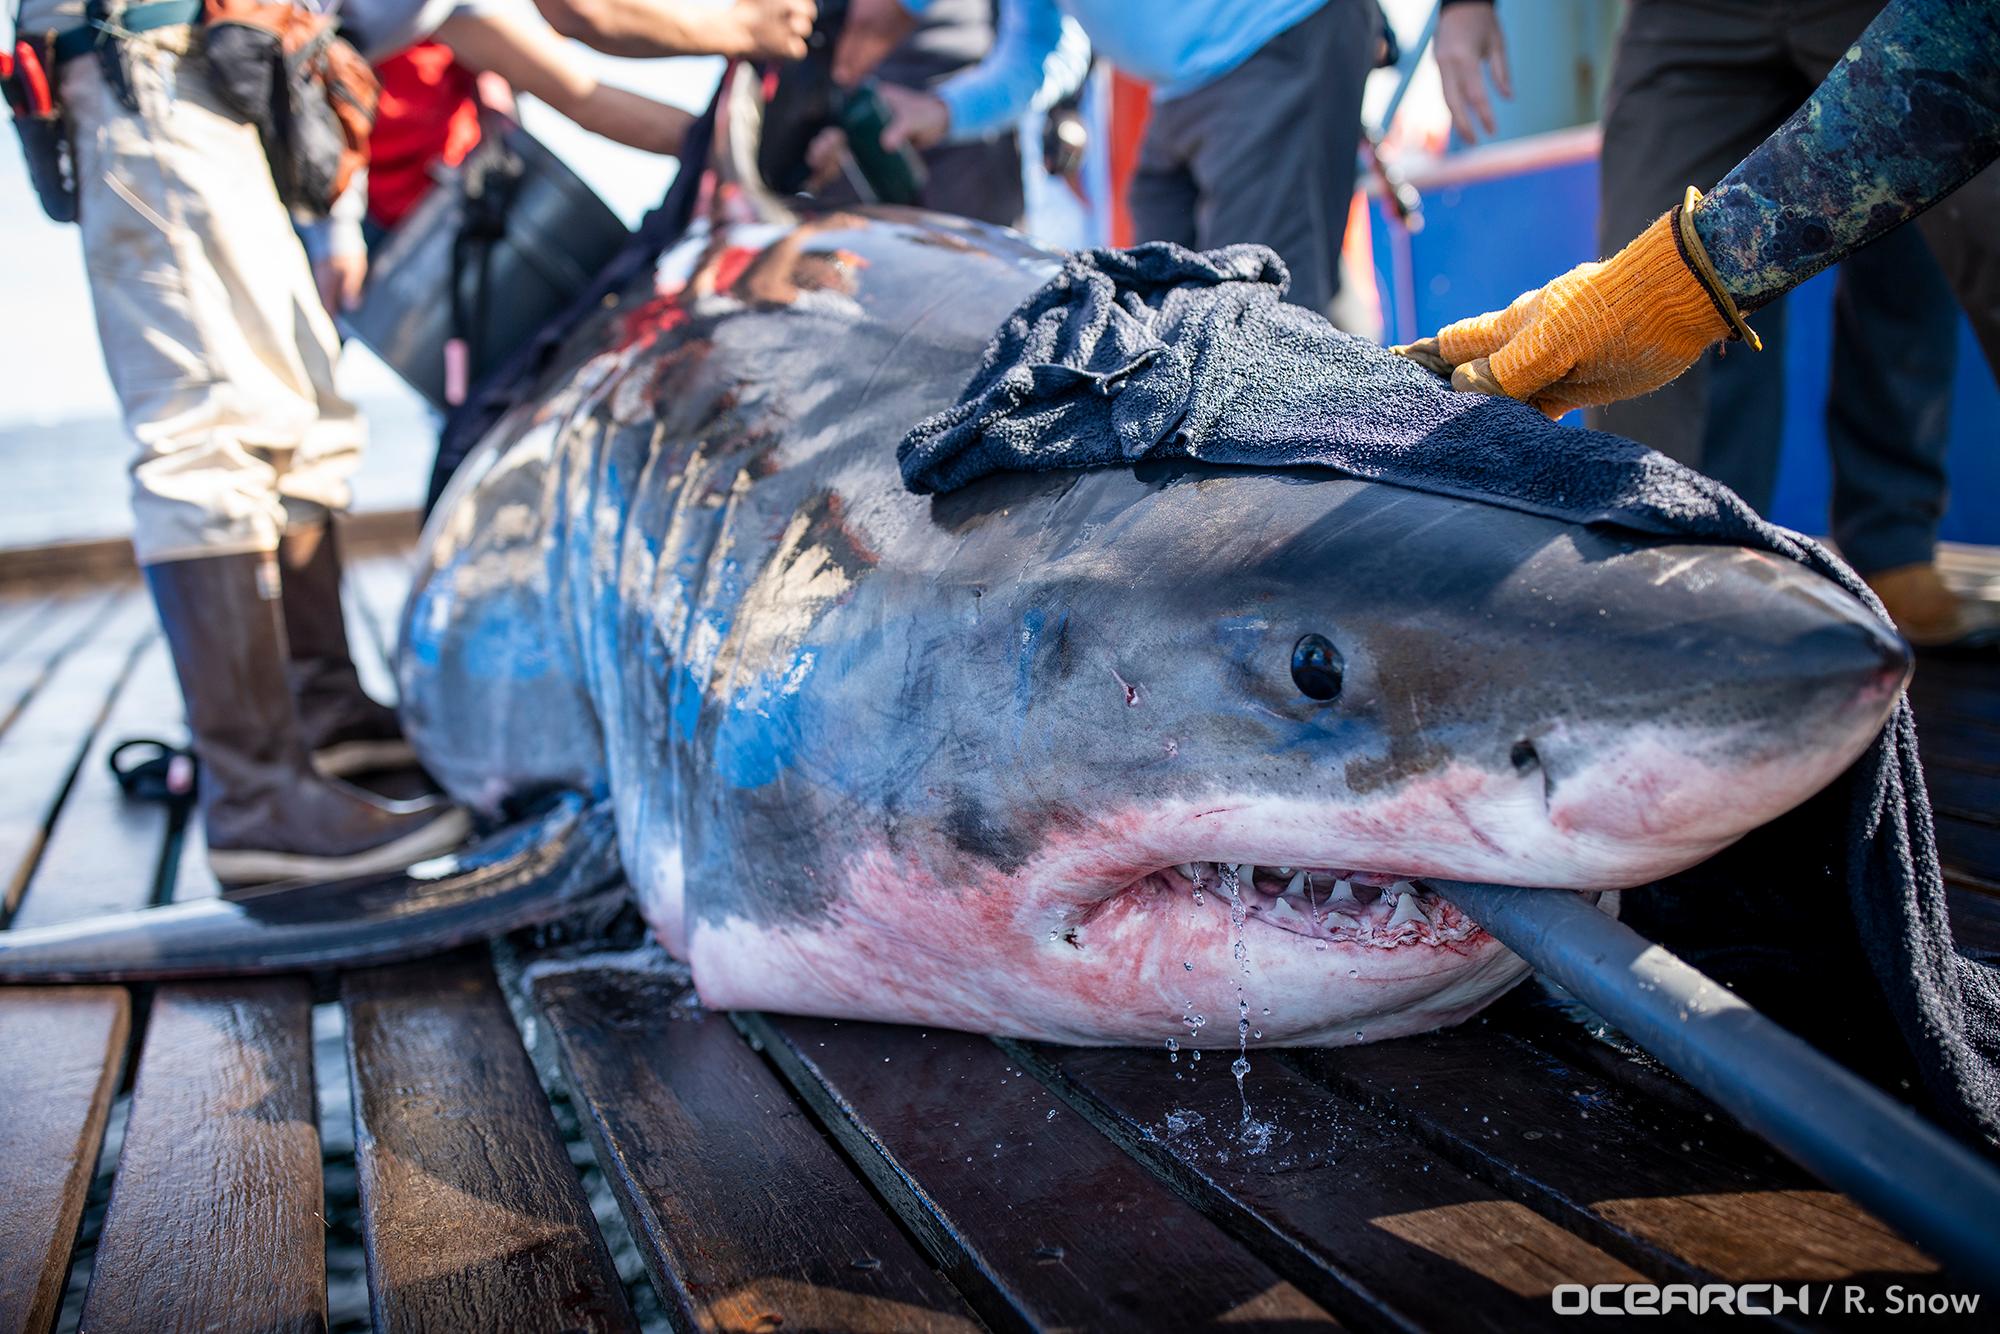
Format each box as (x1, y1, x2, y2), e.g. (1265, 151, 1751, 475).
(1692, 0, 2000, 313)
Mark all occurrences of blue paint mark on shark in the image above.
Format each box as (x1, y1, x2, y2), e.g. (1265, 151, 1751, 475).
(715, 647, 820, 787)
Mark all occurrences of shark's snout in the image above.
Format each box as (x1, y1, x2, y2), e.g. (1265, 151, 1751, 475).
(1800, 611, 1913, 705)
(1525, 552, 1910, 879)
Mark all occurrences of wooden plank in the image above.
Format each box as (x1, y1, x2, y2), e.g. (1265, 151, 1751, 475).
(0, 592, 54, 671)
(1938, 816, 2000, 894)
(1924, 762, 2000, 828)
(80, 979, 326, 1334)
(1288, 1025, 1945, 1291)
(346, 551, 416, 704)
(1915, 723, 1999, 780)
(9, 637, 182, 929)
(533, 967, 981, 1334)
(0, 508, 423, 589)
(1947, 885, 2000, 961)
(0, 988, 130, 1334)
(1009, 1039, 1644, 1333)
(173, 819, 220, 904)
(0, 588, 118, 736)
(748, 1014, 1339, 1332)
(343, 951, 634, 1333)
(0, 586, 121, 743)
(0, 591, 152, 923)
(1908, 662, 2000, 728)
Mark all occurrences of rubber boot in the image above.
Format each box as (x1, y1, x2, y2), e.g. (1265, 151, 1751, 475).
(278, 521, 418, 778)
(1865, 562, 2000, 656)
(145, 551, 470, 887)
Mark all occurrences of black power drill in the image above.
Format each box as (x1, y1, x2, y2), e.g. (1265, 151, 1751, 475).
(755, 0, 928, 206)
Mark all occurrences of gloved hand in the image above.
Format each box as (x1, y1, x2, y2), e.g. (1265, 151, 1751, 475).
(1395, 191, 1758, 419)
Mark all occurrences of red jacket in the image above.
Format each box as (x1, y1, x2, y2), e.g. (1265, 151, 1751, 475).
(368, 40, 485, 230)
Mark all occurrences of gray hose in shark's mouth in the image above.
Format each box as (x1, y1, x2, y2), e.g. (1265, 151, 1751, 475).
(1428, 879, 2000, 1291)
(0, 793, 622, 984)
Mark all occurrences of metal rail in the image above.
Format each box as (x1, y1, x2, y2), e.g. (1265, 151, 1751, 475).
(1425, 879, 2000, 1291)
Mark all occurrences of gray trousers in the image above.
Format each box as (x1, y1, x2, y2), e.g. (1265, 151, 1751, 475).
(1129, 0, 1376, 318)
(1591, 0, 1999, 576)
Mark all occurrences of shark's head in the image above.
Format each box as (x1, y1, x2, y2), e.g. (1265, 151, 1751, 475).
(683, 463, 1908, 1050)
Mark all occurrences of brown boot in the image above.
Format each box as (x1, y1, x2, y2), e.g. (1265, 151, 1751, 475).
(146, 551, 470, 887)
(277, 521, 418, 778)
(1865, 562, 2000, 655)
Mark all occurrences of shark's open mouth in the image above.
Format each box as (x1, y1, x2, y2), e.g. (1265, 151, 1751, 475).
(1120, 863, 1485, 949)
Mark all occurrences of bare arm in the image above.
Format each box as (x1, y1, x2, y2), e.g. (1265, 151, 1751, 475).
(528, 0, 812, 62)
(437, 9, 692, 154)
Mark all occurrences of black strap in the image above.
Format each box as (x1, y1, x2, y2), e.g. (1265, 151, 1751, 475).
(108, 737, 199, 806)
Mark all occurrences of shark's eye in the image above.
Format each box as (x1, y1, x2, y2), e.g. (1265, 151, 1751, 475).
(1290, 634, 1343, 702)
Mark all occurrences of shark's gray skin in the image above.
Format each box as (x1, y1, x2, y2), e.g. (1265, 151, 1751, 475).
(0, 203, 1907, 1039)
(372, 202, 1907, 1048)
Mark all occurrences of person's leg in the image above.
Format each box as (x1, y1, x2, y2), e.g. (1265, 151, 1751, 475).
(1823, 229, 1957, 577)
(1823, 231, 1996, 646)
(1785, 2, 1996, 648)
(1588, 0, 1802, 464)
(1696, 301, 1791, 513)
(278, 521, 420, 778)
(1128, 105, 1201, 253)
(1167, 0, 1376, 317)
(67, 30, 465, 882)
(74, 33, 365, 565)
(1915, 161, 2000, 376)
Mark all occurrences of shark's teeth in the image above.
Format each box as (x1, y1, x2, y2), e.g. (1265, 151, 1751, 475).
(1177, 863, 1201, 882)
(1284, 869, 1308, 897)
(1387, 889, 1430, 928)
(1263, 895, 1312, 931)
(1275, 866, 1294, 877)
(1328, 878, 1357, 904)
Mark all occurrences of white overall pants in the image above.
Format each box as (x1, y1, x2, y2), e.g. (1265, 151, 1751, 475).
(61, 26, 363, 564)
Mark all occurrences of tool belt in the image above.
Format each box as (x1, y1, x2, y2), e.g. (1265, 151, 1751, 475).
(3, 0, 376, 224)
(1, 0, 203, 221)
(3, 30, 78, 221)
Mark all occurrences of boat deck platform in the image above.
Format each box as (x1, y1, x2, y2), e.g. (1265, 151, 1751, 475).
(0, 546, 1995, 1333)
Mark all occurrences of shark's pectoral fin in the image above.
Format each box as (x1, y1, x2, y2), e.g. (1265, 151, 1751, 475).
(0, 793, 624, 983)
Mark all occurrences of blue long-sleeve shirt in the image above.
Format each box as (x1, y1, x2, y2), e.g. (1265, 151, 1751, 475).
(906, 0, 1330, 141)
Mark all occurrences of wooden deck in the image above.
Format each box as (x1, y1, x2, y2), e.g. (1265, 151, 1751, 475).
(0, 551, 1995, 1333)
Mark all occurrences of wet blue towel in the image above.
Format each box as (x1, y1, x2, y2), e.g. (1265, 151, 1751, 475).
(900, 241, 2000, 1154)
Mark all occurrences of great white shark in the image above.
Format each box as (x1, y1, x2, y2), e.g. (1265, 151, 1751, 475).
(0, 205, 1908, 1048)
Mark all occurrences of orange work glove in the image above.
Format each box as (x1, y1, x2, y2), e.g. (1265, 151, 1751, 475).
(1395, 187, 1760, 419)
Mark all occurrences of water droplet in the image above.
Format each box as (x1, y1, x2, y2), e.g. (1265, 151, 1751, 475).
(1034, 1245, 1066, 1263)
(850, 1257, 881, 1271)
